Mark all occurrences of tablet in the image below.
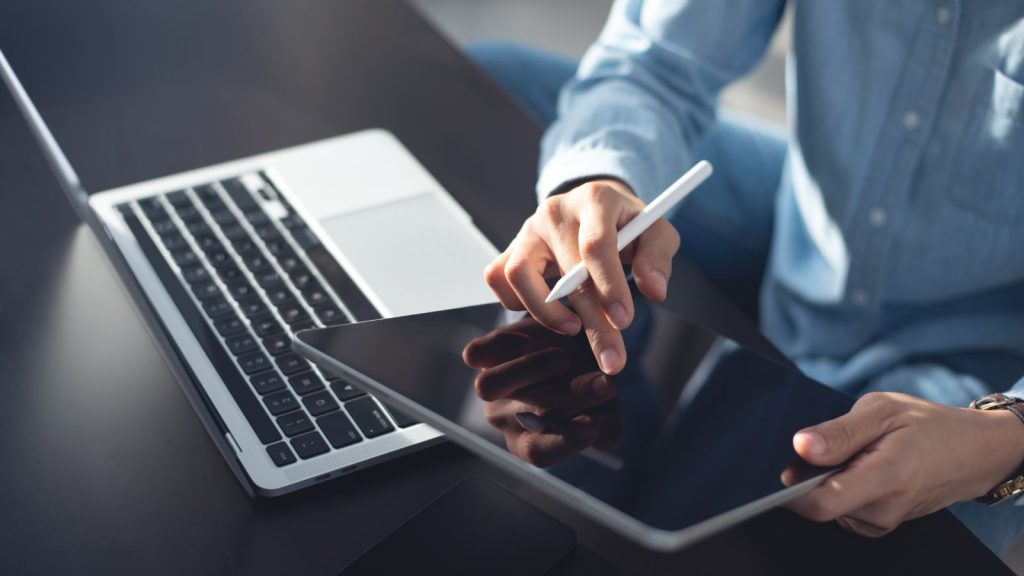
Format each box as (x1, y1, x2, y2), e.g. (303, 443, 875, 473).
(294, 297, 853, 551)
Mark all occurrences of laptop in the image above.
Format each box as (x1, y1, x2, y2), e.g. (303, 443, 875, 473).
(0, 49, 499, 495)
(294, 297, 854, 551)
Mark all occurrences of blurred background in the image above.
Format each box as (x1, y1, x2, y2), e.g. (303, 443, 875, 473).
(410, 0, 789, 126)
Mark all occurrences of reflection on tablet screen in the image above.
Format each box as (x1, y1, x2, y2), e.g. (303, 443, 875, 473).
(298, 297, 854, 536)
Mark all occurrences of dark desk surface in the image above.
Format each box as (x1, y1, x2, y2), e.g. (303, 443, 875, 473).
(0, 1, 1010, 574)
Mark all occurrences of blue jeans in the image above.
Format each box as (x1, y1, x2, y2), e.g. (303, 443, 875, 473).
(468, 41, 1023, 555)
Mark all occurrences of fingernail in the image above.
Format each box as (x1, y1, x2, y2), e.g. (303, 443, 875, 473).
(598, 349, 619, 373)
(650, 270, 667, 295)
(607, 302, 628, 329)
(592, 375, 613, 397)
(557, 320, 581, 335)
(795, 431, 826, 457)
(514, 412, 547, 433)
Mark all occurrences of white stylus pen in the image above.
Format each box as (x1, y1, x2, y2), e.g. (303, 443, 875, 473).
(544, 160, 714, 303)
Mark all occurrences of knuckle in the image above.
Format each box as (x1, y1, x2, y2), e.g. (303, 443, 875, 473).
(504, 257, 531, 285)
(483, 260, 505, 288)
(579, 232, 613, 259)
(538, 197, 562, 222)
(473, 373, 493, 400)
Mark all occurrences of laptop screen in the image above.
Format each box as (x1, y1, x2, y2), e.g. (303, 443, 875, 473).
(296, 296, 853, 538)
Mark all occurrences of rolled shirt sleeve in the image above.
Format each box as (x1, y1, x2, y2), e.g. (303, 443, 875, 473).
(537, 0, 786, 204)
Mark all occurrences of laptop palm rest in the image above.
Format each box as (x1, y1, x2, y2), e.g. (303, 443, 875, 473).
(319, 193, 498, 317)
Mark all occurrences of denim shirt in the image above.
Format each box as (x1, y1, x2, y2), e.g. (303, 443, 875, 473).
(538, 0, 1024, 400)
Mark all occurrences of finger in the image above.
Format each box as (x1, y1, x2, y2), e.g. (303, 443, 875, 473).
(576, 191, 636, 330)
(504, 231, 582, 335)
(511, 415, 600, 467)
(793, 394, 898, 467)
(510, 372, 618, 421)
(569, 284, 627, 374)
(484, 248, 525, 311)
(473, 348, 572, 401)
(630, 219, 680, 302)
(784, 455, 891, 524)
(591, 395, 625, 451)
(837, 516, 893, 538)
(462, 330, 534, 368)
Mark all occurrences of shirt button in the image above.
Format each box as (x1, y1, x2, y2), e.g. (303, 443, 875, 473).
(902, 110, 920, 131)
(868, 207, 888, 228)
(936, 6, 952, 26)
(851, 290, 869, 306)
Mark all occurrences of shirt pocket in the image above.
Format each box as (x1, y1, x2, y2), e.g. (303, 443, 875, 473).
(947, 67, 1024, 226)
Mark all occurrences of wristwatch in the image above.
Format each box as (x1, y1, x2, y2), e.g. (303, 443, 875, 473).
(970, 393, 1024, 505)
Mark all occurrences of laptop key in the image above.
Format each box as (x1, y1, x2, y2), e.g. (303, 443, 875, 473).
(266, 442, 296, 467)
(186, 220, 210, 236)
(237, 296, 267, 320)
(191, 281, 222, 301)
(250, 371, 286, 395)
(209, 209, 237, 227)
(202, 296, 234, 319)
(383, 404, 418, 428)
(266, 287, 294, 306)
(193, 233, 220, 252)
(251, 314, 283, 337)
(278, 304, 309, 326)
(226, 280, 255, 301)
(238, 351, 271, 375)
(138, 197, 165, 217)
(275, 353, 309, 376)
(331, 381, 365, 401)
(152, 218, 178, 236)
(222, 178, 258, 211)
(166, 190, 191, 208)
(254, 270, 283, 289)
(225, 333, 258, 356)
(315, 305, 346, 325)
(172, 249, 200, 268)
(265, 239, 292, 257)
(290, 431, 329, 460)
(181, 265, 210, 284)
(288, 371, 325, 396)
(232, 238, 255, 253)
(303, 286, 330, 307)
(244, 210, 269, 226)
(217, 264, 244, 283)
(214, 315, 245, 336)
(206, 250, 232, 268)
(345, 397, 394, 438)
(290, 269, 315, 291)
(277, 411, 314, 437)
(292, 227, 321, 250)
(255, 224, 280, 241)
(263, 333, 292, 357)
(221, 224, 248, 242)
(241, 250, 270, 274)
(194, 184, 221, 204)
(264, 390, 299, 415)
(303, 391, 339, 417)
(161, 232, 188, 252)
(317, 411, 362, 448)
(175, 206, 202, 223)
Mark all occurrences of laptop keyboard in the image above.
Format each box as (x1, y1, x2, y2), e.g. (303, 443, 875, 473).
(117, 173, 418, 468)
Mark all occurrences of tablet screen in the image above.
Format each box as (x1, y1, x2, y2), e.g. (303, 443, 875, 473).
(296, 298, 853, 539)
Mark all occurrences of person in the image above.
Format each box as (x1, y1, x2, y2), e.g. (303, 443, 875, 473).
(469, 0, 1024, 554)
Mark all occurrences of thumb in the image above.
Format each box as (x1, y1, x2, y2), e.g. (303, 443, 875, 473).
(793, 400, 890, 466)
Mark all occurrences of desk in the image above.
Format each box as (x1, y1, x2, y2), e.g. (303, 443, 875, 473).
(0, 1, 1011, 574)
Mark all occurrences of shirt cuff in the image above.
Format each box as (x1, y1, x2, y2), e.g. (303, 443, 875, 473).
(536, 148, 660, 205)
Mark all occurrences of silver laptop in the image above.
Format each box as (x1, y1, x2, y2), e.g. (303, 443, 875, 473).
(0, 49, 498, 495)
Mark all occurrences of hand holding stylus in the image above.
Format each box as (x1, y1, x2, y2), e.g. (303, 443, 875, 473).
(484, 162, 711, 375)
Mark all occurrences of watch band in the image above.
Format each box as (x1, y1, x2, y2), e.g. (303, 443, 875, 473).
(970, 393, 1024, 505)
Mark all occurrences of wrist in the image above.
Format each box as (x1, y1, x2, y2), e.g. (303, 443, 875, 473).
(970, 409, 1024, 500)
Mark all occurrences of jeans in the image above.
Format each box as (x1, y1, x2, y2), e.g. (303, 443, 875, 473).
(467, 41, 1024, 555)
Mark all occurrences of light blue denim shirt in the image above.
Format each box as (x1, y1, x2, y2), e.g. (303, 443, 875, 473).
(538, 0, 1024, 401)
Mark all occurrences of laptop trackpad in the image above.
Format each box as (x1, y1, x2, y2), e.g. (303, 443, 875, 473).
(318, 193, 499, 317)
